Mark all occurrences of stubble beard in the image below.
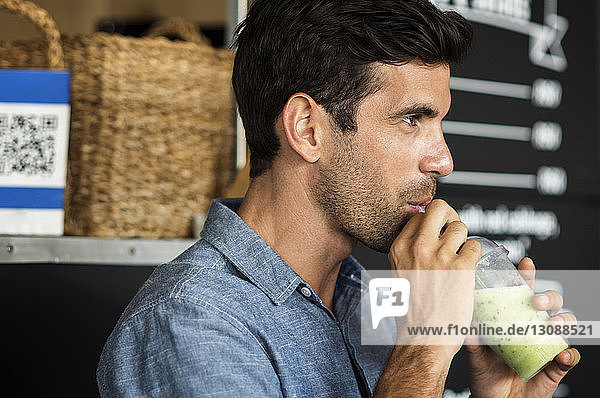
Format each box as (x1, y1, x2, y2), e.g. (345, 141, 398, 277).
(312, 136, 436, 253)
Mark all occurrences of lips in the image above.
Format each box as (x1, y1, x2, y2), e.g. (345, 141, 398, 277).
(407, 197, 433, 213)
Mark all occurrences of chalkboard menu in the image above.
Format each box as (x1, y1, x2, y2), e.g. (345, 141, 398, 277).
(352, 1, 599, 396)
(434, 0, 600, 271)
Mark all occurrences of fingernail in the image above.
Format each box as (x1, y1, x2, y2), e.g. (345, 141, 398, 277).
(535, 294, 549, 306)
(562, 350, 571, 362)
(549, 317, 564, 326)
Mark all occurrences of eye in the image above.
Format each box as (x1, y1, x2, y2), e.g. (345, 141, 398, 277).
(402, 115, 419, 127)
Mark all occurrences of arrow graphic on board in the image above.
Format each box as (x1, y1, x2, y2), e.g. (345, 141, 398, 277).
(441, 120, 562, 152)
(435, 0, 568, 72)
(439, 167, 568, 196)
(449, 76, 563, 109)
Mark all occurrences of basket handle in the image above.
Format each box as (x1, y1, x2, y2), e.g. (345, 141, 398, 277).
(0, 0, 65, 69)
(145, 17, 211, 46)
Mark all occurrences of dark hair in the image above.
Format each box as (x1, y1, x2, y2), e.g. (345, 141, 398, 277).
(232, 0, 472, 178)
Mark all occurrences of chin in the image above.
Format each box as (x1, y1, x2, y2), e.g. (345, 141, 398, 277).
(359, 216, 410, 254)
(359, 233, 395, 254)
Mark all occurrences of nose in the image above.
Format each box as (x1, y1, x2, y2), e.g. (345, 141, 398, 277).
(419, 129, 453, 178)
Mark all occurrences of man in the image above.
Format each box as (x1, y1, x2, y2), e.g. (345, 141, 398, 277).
(97, 0, 580, 396)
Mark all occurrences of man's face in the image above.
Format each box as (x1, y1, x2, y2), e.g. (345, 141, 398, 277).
(312, 62, 453, 253)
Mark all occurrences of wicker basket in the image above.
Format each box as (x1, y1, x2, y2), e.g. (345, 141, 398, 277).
(0, 0, 236, 238)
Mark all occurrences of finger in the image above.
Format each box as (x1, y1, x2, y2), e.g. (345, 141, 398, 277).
(439, 220, 468, 254)
(555, 348, 581, 368)
(455, 239, 481, 270)
(549, 312, 577, 326)
(419, 199, 460, 240)
(464, 329, 481, 346)
(540, 348, 580, 384)
(464, 324, 484, 351)
(394, 211, 427, 239)
(532, 290, 563, 314)
(518, 257, 536, 291)
(388, 212, 427, 264)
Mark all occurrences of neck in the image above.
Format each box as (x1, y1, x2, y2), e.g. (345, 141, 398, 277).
(236, 170, 355, 310)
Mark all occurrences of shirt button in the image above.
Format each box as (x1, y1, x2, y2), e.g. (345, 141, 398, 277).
(300, 286, 312, 298)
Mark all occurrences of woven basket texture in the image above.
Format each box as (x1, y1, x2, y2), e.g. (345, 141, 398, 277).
(0, 4, 236, 238)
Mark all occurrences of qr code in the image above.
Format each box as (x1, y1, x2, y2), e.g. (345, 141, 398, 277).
(0, 113, 58, 176)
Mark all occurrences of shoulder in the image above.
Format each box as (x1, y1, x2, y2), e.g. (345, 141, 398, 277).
(97, 239, 281, 396)
(118, 238, 270, 329)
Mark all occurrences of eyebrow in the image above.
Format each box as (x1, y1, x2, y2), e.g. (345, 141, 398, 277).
(387, 104, 440, 121)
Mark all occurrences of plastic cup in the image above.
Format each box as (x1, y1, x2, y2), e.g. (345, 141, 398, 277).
(468, 236, 568, 381)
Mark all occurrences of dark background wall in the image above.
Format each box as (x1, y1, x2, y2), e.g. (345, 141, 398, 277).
(1, 264, 154, 397)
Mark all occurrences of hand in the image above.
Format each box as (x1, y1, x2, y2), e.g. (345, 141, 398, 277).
(389, 199, 481, 359)
(374, 200, 480, 397)
(466, 257, 581, 398)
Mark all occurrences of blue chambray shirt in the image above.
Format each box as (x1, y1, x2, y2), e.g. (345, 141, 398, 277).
(97, 198, 394, 397)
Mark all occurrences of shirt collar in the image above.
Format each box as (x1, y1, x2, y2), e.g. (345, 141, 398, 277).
(200, 198, 364, 306)
(200, 198, 303, 305)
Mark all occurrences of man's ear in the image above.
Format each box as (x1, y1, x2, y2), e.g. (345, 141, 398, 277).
(282, 93, 322, 163)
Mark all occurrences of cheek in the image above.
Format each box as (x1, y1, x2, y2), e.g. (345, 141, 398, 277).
(371, 134, 421, 180)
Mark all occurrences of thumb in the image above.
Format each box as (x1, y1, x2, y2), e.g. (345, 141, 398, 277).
(464, 334, 488, 373)
(536, 348, 580, 385)
(464, 330, 480, 347)
(465, 337, 504, 377)
(464, 337, 490, 367)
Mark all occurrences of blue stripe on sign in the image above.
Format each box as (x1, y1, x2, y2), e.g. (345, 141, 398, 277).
(0, 69, 70, 104)
(0, 187, 64, 209)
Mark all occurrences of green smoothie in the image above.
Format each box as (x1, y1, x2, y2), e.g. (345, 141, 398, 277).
(473, 285, 568, 381)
